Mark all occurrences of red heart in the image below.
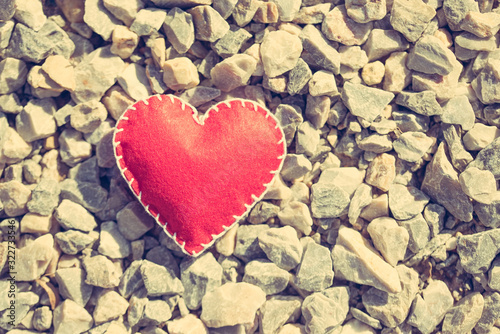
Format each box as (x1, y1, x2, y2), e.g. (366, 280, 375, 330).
(113, 95, 286, 256)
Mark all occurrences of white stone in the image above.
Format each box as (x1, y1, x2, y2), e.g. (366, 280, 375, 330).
(16, 234, 54, 281)
(42, 55, 76, 91)
(103, 0, 144, 26)
(318, 167, 365, 197)
(84, 0, 121, 41)
(130, 8, 166, 36)
(210, 54, 257, 92)
(163, 57, 200, 91)
(463, 123, 500, 151)
(0, 127, 32, 164)
(459, 167, 497, 203)
(117, 63, 153, 101)
(110, 26, 139, 59)
(13, 0, 46, 31)
(70, 100, 108, 134)
(53, 299, 93, 334)
(58, 128, 92, 167)
(15, 98, 57, 142)
(260, 30, 302, 77)
(277, 201, 313, 235)
(367, 217, 409, 266)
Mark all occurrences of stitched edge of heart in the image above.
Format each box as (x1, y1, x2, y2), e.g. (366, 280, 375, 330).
(113, 94, 287, 257)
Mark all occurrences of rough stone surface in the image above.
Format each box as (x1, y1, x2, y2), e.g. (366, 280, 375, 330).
(442, 292, 484, 334)
(294, 242, 333, 292)
(258, 226, 303, 270)
(243, 259, 290, 295)
(390, 0, 436, 42)
(457, 229, 500, 274)
(55, 267, 93, 307)
(302, 287, 349, 334)
(322, 5, 373, 46)
(300, 24, 341, 74)
(341, 82, 394, 123)
(475, 292, 500, 334)
(367, 217, 409, 266)
(260, 30, 302, 77)
(393, 132, 434, 162)
(210, 54, 256, 92)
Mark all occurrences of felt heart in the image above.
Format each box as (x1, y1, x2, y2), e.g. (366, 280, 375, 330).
(113, 95, 286, 256)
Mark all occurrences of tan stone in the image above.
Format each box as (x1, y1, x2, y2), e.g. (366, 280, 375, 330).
(55, 0, 85, 23)
(360, 193, 389, 221)
(254, 2, 280, 23)
(27, 66, 64, 93)
(361, 61, 385, 86)
(383, 52, 411, 93)
(20, 213, 54, 234)
(210, 54, 257, 92)
(215, 223, 238, 256)
(163, 57, 200, 91)
(102, 85, 135, 121)
(42, 55, 76, 91)
(151, 37, 166, 68)
(365, 153, 395, 192)
(110, 26, 139, 59)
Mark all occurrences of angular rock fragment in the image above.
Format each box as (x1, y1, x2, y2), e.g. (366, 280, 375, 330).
(457, 228, 500, 274)
(301, 24, 341, 74)
(393, 132, 434, 163)
(260, 30, 302, 77)
(210, 54, 256, 92)
(407, 35, 456, 75)
(243, 259, 289, 295)
(189, 5, 230, 42)
(341, 82, 394, 123)
(258, 226, 303, 271)
(367, 217, 409, 266)
(84, 0, 121, 41)
(390, 0, 436, 42)
(163, 57, 200, 91)
(442, 292, 484, 334)
(322, 5, 373, 46)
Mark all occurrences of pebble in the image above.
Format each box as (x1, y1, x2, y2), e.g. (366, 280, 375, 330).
(362, 265, 419, 328)
(258, 226, 303, 270)
(441, 292, 484, 334)
(98, 221, 132, 258)
(463, 123, 500, 151)
(259, 296, 301, 334)
(367, 217, 409, 266)
(460, 11, 500, 38)
(440, 95, 475, 131)
(341, 82, 394, 123)
(231, 0, 259, 26)
(210, 54, 257, 92)
(467, 136, 500, 179)
(116, 201, 155, 241)
(0, 127, 32, 165)
(0, 0, 15, 21)
(262, 175, 293, 200)
(407, 35, 456, 75)
(211, 25, 252, 58)
(52, 299, 93, 334)
(308, 70, 338, 97)
(442, 0, 478, 31)
(361, 61, 385, 86)
(300, 24, 341, 75)
(54, 199, 97, 232)
(459, 167, 497, 203)
(168, 314, 209, 333)
(270, 0, 301, 21)
(395, 90, 442, 116)
(55, 230, 98, 255)
(102, 86, 134, 121)
(163, 57, 200, 91)
(140, 259, 184, 296)
(189, 5, 229, 42)
(365, 153, 396, 192)
(281, 154, 312, 182)
(332, 226, 401, 293)
(295, 121, 320, 156)
(243, 259, 289, 295)
(393, 131, 434, 162)
(247, 201, 279, 225)
(0, 181, 31, 217)
(32, 306, 52, 332)
(294, 241, 333, 292)
(278, 201, 313, 235)
(55, 267, 92, 307)
(383, 51, 412, 93)
(68, 156, 100, 184)
(475, 196, 500, 228)
(42, 55, 76, 91)
(489, 258, 500, 291)
(117, 62, 153, 101)
(322, 5, 372, 46)
(318, 167, 365, 196)
(162, 8, 194, 55)
(287, 59, 312, 96)
(180, 252, 222, 310)
(16, 234, 54, 281)
(455, 32, 497, 52)
(93, 290, 129, 325)
(407, 280, 454, 334)
(475, 292, 500, 334)
(362, 29, 409, 61)
(83, 0, 121, 41)
(13, 0, 46, 31)
(388, 184, 429, 220)
(16, 99, 56, 143)
(260, 30, 302, 77)
(0, 93, 22, 114)
(457, 228, 500, 274)
(110, 26, 139, 59)
(102, 0, 143, 26)
(200, 282, 266, 328)
(20, 213, 53, 234)
(293, 3, 330, 24)
(348, 183, 372, 225)
(311, 183, 350, 218)
(23, 159, 42, 184)
(70, 100, 108, 134)
(130, 8, 166, 36)
(302, 288, 349, 334)
(275, 104, 303, 146)
(59, 178, 108, 213)
(390, 0, 436, 42)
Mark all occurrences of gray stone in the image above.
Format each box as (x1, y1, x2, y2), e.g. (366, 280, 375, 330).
(407, 280, 454, 334)
(233, 224, 269, 262)
(318, 167, 365, 196)
(277, 201, 313, 235)
(281, 154, 312, 182)
(341, 82, 394, 123)
(15, 234, 53, 282)
(362, 265, 419, 328)
(389, 184, 429, 220)
(213, 0, 238, 19)
(332, 226, 402, 293)
(258, 226, 303, 271)
(455, 32, 497, 51)
(55, 267, 93, 307)
(395, 91, 442, 116)
(302, 287, 349, 334)
(459, 167, 497, 203)
(26, 178, 60, 216)
(295, 121, 320, 156)
(32, 306, 52, 332)
(248, 201, 279, 224)
(163, 8, 195, 54)
(442, 292, 484, 334)
(457, 228, 500, 274)
(397, 214, 431, 253)
(355, 131, 393, 153)
(275, 104, 303, 147)
(198, 50, 220, 78)
(346, 0, 386, 23)
(467, 135, 500, 178)
(0, 93, 22, 115)
(475, 292, 500, 334)
(84, 0, 121, 40)
(393, 132, 434, 163)
(55, 230, 98, 255)
(288, 59, 312, 96)
(16, 98, 57, 143)
(308, 70, 338, 97)
(322, 5, 372, 46)
(14, 0, 46, 32)
(93, 290, 129, 325)
(54, 199, 97, 232)
(70, 100, 108, 134)
(151, 0, 212, 7)
(475, 197, 500, 228)
(367, 217, 409, 266)
(443, 0, 479, 31)
(139, 299, 172, 327)
(180, 252, 222, 310)
(68, 156, 99, 184)
(243, 259, 289, 295)
(362, 29, 409, 61)
(421, 142, 474, 222)
(489, 258, 500, 291)
(52, 299, 93, 334)
(0, 58, 28, 94)
(200, 282, 266, 328)
(130, 8, 166, 36)
(23, 159, 41, 184)
(392, 109, 429, 133)
(211, 25, 252, 58)
(102, 0, 144, 26)
(98, 221, 131, 259)
(118, 260, 144, 299)
(300, 24, 341, 74)
(390, 0, 436, 42)
(232, 0, 259, 26)
(351, 308, 382, 330)
(210, 54, 256, 92)
(140, 260, 183, 297)
(407, 35, 456, 75)
(0, 0, 15, 21)
(294, 242, 333, 292)
(0, 181, 30, 217)
(82, 254, 121, 288)
(59, 179, 108, 213)
(423, 203, 446, 237)
(348, 183, 372, 226)
(484, 103, 500, 127)
(310, 183, 350, 218)
(440, 95, 475, 131)
(189, 5, 229, 42)
(269, 0, 300, 21)
(305, 95, 330, 129)
(260, 30, 302, 77)
(259, 296, 302, 334)
(116, 201, 155, 241)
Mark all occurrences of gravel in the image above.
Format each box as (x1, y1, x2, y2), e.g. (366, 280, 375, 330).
(1, 0, 500, 333)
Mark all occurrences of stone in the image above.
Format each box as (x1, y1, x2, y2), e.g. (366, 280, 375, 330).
(310, 183, 350, 218)
(318, 167, 365, 196)
(52, 299, 93, 334)
(59, 179, 108, 213)
(457, 229, 500, 274)
(248, 201, 279, 224)
(346, 0, 386, 23)
(390, 0, 436, 42)
(463, 123, 500, 151)
(55, 0, 85, 23)
(407, 280, 454, 334)
(341, 82, 394, 123)
(20, 213, 52, 234)
(281, 154, 312, 182)
(393, 132, 434, 162)
(163, 57, 200, 91)
(71, 46, 125, 104)
(442, 0, 478, 31)
(180, 252, 222, 310)
(300, 24, 341, 74)
(260, 30, 302, 77)
(475, 197, 500, 228)
(459, 167, 497, 203)
(110, 26, 139, 59)
(475, 292, 500, 334)
(362, 29, 409, 61)
(54, 199, 97, 232)
(308, 70, 338, 97)
(302, 288, 349, 334)
(23, 159, 41, 184)
(211, 25, 252, 58)
(322, 5, 372, 46)
(278, 201, 313, 235)
(407, 35, 456, 75)
(13, 0, 46, 31)
(455, 32, 497, 51)
(259, 296, 301, 334)
(27, 178, 60, 216)
(295, 121, 320, 156)
(210, 54, 256, 92)
(93, 290, 129, 325)
(467, 137, 500, 179)
(179, 87, 221, 107)
(117, 201, 155, 241)
(102, 85, 135, 121)
(15, 98, 57, 142)
(213, 0, 238, 19)
(262, 175, 292, 200)
(55, 267, 93, 307)
(141, 260, 184, 296)
(233, 224, 269, 262)
(130, 8, 166, 36)
(0, 128, 32, 165)
(41, 55, 76, 91)
(440, 95, 475, 131)
(189, 5, 229, 42)
(484, 104, 500, 127)
(118, 260, 144, 299)
(275, 104, 303, 146)
(383, 51, 412, 93)
(258, 226, 302, 271)
(168, 314, 208, 334)
(68, 156, 100, 184)
(423, 203, 446, 238)
(489, 258, 500, 291)
(367, 217, 409, 266)
(146, 246, 180, 277)
(395, 91, 442, 116)
(294, 242, 333, 292)
(98, 221, 131, 259)
(83, 0, 121, 40)
(305, 95, 330, 128)
(388, 184, 429, 220)
(442, 292, 484, 334)
(362, 265, 419, 328)
(102, 0, 143, 26)
(28, 65, 65, 97)
(365, 153, 396, 192)
(83, 254, 121, 287)
(269, 0, 301, 21)
(293, 3, 330, 24)
(348, 183, 372, 225)
(460, 11, 500, 38)
(356, 130, 393, 153)
(32, 306, 52, 332)
(393, 109, 429, 133)
(163, 8, 194, 54)
(361, 61, 385, 86)
(70, 100, 108, 134)
(287, 59, 312, 96)
(0, 291, 39, 329)
(0, 0, 15, 21)
(200, 282, 266, 328)
(332, 226, 402, 293)
(0, 181, 31, 217)
(117, 63, 153, 101)
(0, 93, 22, 114)
(243, 259, 289, 295)
(231, 0, 259, 26)
(16, 234, 53, 281)
(55, 230, 98, 255)
(397, 213, 430, 253)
